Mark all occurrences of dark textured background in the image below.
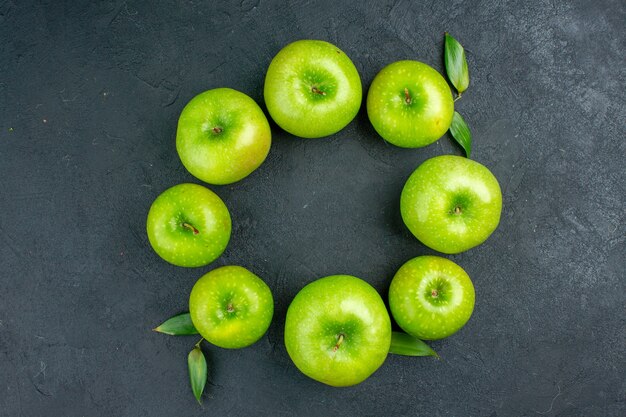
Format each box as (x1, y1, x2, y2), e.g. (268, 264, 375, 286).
(1, 0, 624, 416)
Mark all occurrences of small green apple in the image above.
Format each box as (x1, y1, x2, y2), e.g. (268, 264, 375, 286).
(264, 40, 362, 138)
(367, 60, 454, 148)
(146, 183, 231, 267)
(189, 265, 274, 349)
(284, 275, 391, 387)
(389, 256, 475, 340)
(176, 88, 271, 185)
(401, 155, 502, 254)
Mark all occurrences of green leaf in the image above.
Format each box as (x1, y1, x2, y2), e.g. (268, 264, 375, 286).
(188, 341, 207, 405)
(449, 111, 472, 158)
(389, 331, 440, 358)
(444, 32, 470, 94)
(153, 312, 198, 336)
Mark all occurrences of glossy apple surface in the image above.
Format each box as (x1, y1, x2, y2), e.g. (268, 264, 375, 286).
(264, 40, 362, 138)
(401, 155, 502, 253)
(146, 183, 231, 267)
(189, 265, 274, 349)
(367, 60, 454, 148)
(389, 256, 475, 340)
(284, 275, 391, 387)
(176, 88, 271, 185)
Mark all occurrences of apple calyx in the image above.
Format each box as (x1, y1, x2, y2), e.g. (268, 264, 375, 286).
(211, 126, 223, 134)
(182, 222, 200, 235)
(311, 86, 326, 96)
(332, 333, 345, 352)
(431, 289, 439, 298)
(453, 206, 462, 215)
(226, 302, 235, 313)
(403, 87, 412, 105)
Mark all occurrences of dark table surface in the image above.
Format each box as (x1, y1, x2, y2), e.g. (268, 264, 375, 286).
(1, 1, 624, 416)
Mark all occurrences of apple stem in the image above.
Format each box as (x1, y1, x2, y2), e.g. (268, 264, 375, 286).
(332, 333, 345, 352)
(182, 222, 200, 235)
(454, 206, 462, 215)
(311, 86, 326, 96)
(195, 338, 204, 348)
(404, 88, 411, 105)
(454, 93, 462, 102)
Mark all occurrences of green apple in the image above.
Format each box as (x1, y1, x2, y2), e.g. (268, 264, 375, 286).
(176, 88, 271, 185)
(284, 275, 391, 387)
(264, 40, 362, 138)
(401, 155, 502, 254)
(146, 183, 231, 267)
(367, 60, 454, 148)
(388, 256, 475, 340)
(189, 265, 274, 349)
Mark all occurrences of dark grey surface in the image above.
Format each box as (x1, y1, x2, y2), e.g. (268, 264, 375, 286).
(1, 0, 624, 416)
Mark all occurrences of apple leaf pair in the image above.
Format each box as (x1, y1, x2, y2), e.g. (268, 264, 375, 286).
(444, 33, 472, 158)
(154, 313, 207, 404)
